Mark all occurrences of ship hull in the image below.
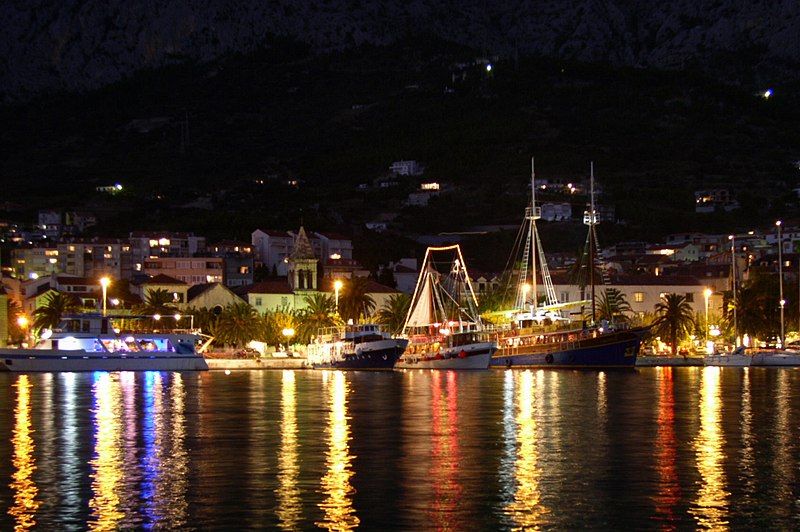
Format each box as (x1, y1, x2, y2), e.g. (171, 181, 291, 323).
(0, 351, 208, 372)
(750, 352, 800, 366)
(396, 342, 496, 370)
(311, 339, 407, 370)
(490, 328, 646, 369)
(704, 354, 751, 367)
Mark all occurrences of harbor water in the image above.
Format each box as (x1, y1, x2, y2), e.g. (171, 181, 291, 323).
(1, 368, 799, 529)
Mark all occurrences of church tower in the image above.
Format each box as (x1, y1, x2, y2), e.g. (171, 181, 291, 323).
(287, 226, 318, 291)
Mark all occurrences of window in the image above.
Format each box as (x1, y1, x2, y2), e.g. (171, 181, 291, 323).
(685, 292, 694, 302)
(560, 291, 570, 302)
(634, 292, 644, 303)
(281, 297, 289, 306)
(255, 297, 263, 306)
(239, 266, 250, 274)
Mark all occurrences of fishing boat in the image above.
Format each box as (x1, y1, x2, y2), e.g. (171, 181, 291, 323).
(306, 324, 407, 370)
(489, 159, 648, 369)
(0, 314, 210, 372)
(396, 245, 497, 370)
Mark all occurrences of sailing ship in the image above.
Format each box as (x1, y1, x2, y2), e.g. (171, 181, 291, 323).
(306, 323, 408, 370)
(489, 159, 648, 368)
(396, 245, 497, 369)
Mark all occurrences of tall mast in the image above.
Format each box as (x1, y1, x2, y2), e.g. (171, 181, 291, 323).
(584, 162, 597, 323)
(530, 157, 538, 312)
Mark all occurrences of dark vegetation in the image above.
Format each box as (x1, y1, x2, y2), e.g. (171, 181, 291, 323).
(2, 36, 799, 271)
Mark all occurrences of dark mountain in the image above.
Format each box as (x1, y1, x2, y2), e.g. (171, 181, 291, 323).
(2, 1, 800, 99)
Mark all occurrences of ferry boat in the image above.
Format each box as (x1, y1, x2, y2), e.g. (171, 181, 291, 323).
(489, 159, 646, 369)
(0, 314, 210, 372)
(396, 245, 497, 370)
(306, 324, 407, 370)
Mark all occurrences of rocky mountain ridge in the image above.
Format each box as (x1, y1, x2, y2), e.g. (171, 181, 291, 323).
(2, 0, 799, 98)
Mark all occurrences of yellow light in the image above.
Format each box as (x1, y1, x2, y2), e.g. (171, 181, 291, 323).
(153, 314, 161, 321)
(703, 288, 712, 299)
(282, 328, 295, 338)
(99, 276, 111, 288)
(333, 280, 343, 291)
(174, 313, 182, 321)
(16, 316, 29, 329)
(522, 283, 531, 293)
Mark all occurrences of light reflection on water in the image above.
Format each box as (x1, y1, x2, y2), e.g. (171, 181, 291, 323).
(276, 369, 301, 529)
(691, 367, 728, 530)
(316, 371, 359, 530)
(3, 369, 800, 529)
(8, 375, 39, 531)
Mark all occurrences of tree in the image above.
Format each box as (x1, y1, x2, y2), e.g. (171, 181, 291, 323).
(7, 299, 26, 344)
(652, 293, 696, 356)
(338, 277, 376, 323)
(138, 288, 177, 316)
(32, 291, 80, 332)
(186, 306, 219, 336)
(214, 303, 260, 348)
(298, 293, 339, 343)
(596, 288, 632, 323)
(261, 306, 299, 346)
(376, 293, 411, 335)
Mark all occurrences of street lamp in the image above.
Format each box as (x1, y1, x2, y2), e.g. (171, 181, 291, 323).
(99, 276, 111, 316)
(16, 315, 29, 346)
(729, 235, 738, 347)
(282, 327, 295, 349)
(334, 279, 343, 311)
(776, 220, 785, 349)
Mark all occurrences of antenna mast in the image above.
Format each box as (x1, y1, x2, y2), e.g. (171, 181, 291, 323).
(531, 157, 538, 312)
(583, 162, 598, 324)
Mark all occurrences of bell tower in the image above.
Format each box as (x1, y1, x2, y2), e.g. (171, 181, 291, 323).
(287, 226, 318, 291)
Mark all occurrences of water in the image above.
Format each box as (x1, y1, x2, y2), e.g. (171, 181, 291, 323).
(1, 368, 799, 530)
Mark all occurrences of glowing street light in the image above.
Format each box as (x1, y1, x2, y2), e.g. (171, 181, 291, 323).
(99, 276, 111, 316)
(334, 279, 343, 311)
(16, 315, 29, 329)
(282, 327, 295, 348)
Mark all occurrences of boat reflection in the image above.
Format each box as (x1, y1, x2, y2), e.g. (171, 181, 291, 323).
(652, 367, 680, 529)
(58, 373, 81, 525)
(428, 371, 463, 528)
(317, 371, 359, 530)
(502, 370, 546, 528)
(89, 372, 125, 529)
(9, 375, 40, 531)
(690, 367, 728, 529)
(276, 370, 301, 529)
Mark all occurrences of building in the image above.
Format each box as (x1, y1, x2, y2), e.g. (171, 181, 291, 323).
(406, 183, 441, 206)
(142, 257, 224, 286)
(129, 231, 206, 272)
(694, 189, 739, 213)
(11, 246, 60, 279)
(251, 229, 294, 275)
(186, 283, 245, 312)
(251, 228, 356, 278)
(541, 202, 572, 222)
(389, 160, 424, 176)
(207, 241, 255, 288)
(390, 258, 419, 293)
(38, 210, 62, 239)
(57, 238, 133, 280)
(0, 286, 8, 347)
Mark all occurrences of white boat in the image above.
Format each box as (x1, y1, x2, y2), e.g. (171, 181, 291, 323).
(396, 245, 497, 370)
(0, 314, 209, 372)
(704, 347, 751, 367)
(750, 350, 800, 367)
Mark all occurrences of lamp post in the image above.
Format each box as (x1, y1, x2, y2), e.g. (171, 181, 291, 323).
(777, 221, 785, 349)
(282, 327, 295, 351)
(334, 279, 343, 311)
(99, 276, 111, 316)
(16, 315, 29, 347)
(728, 235, 738, 347)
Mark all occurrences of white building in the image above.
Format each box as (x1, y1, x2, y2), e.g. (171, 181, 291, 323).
(389, 160, 424, 176)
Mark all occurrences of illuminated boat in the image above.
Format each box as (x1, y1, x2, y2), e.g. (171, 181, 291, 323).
(0, 314, 210, 372)
(396, 245, 497, 370)
(306, 324, 407, 370)
(489, 159, 646, 369)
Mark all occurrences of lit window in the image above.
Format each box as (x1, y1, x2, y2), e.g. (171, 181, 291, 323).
(634, 292, 644, 303)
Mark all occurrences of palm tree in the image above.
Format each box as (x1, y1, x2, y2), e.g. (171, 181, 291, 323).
(138, 288, 177, 316)
(32, 291, 80, 332)
(596, 288, 632, 323)
(653, 293, 696, 357)
(338, 277, 376, 323)
(186, 306, 219, 336)
(376, 293, 411, 335)
(214, 303, 260, 348)
(298, 293, 339, 343)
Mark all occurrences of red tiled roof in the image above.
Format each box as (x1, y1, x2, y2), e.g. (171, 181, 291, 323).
(241, 279, 294, 294)
(143, 274, 187, 285)
(319, 278, 400, 294)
